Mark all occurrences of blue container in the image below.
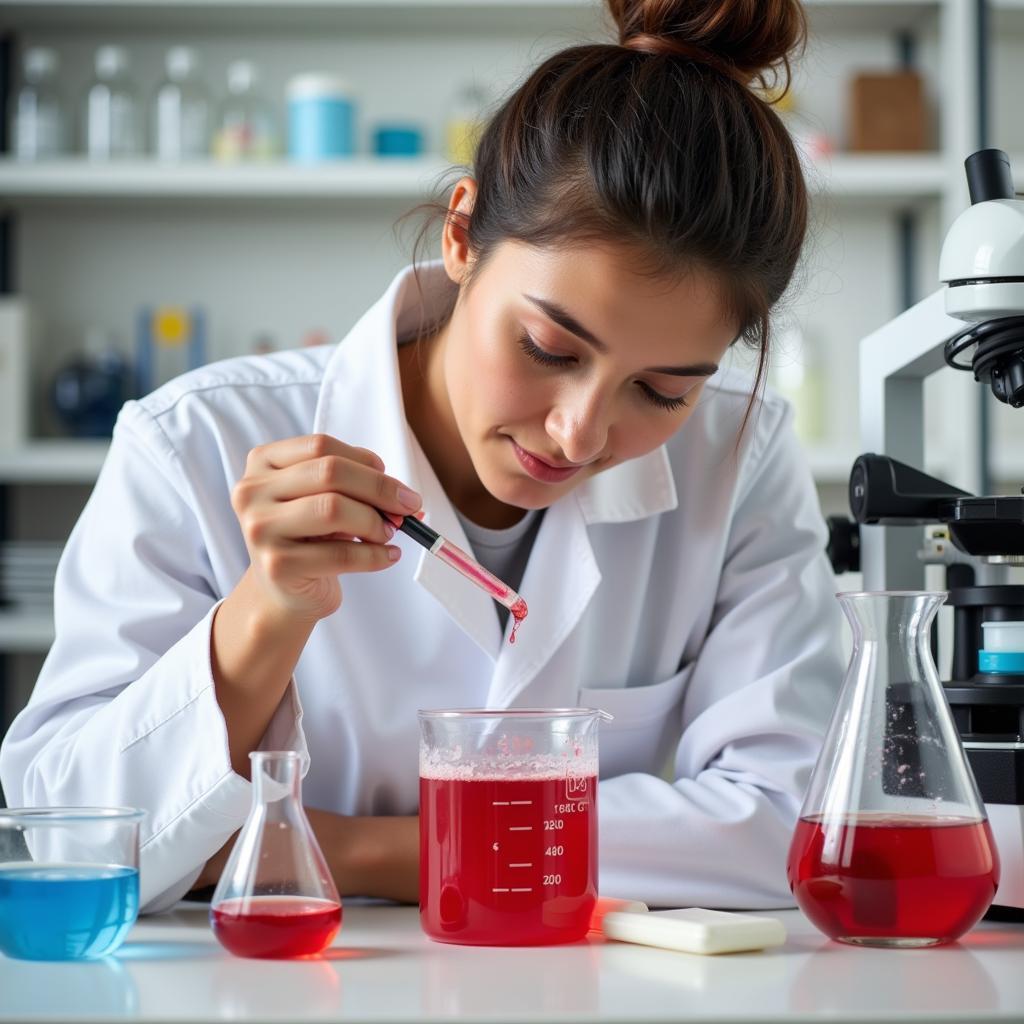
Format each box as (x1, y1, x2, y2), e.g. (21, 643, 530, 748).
(0, 807, 144, 961)
(287, 74, 355, 162)
(373, 124, 423, 158)
(0, 864, 140, 960)
(978, 649, 1024, 675)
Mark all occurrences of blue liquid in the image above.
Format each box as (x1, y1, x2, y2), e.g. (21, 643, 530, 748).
(0, 864, 139, 960)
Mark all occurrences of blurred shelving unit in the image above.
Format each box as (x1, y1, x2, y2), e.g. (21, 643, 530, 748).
(0, 440, 109, 483)
(0, 0, 1001, 687)
(0, 157, 452, 200)
(0, 152, 949, 203)
(0, 610, 56, 653)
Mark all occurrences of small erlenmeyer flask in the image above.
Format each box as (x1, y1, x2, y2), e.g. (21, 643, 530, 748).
(211, 751, 341, 958)
(787, 591, 1000, 947)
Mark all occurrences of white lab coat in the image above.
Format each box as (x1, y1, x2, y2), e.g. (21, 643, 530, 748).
(0, 264, 845, 913)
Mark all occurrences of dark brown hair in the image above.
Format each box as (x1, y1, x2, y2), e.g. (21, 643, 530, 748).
(410, 0, 809, 415)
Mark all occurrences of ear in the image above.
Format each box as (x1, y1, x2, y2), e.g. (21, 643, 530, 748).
(440, 177, 478, 285)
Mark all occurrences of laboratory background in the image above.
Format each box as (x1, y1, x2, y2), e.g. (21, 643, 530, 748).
(2, 0, 1024, 1018)
(1, 0, 1023, 764)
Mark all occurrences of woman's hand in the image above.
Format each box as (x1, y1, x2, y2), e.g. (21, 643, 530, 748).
(231, 434, 422, 623)
(193, 811, 419, 904)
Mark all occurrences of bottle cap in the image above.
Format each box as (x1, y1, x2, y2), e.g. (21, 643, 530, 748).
(95, 45, 128, 79)
(24, 47, 58, 80)
(226, 60, 257, 94)
(166, 46, 198, 81)
(286, 73, 350, 99)
(981, 620, 1024, 653)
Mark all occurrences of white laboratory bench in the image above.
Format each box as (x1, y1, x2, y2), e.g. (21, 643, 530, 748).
(3, 903, 1024, 1023)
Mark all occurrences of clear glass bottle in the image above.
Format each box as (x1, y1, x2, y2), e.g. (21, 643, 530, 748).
(83, 45, 141, 159)
(210, 751, 341, 959)
(12, 47, 65, 160)
(212, 60, 277, 161)
(787, 591, 1000, 947)
(152, 46, 210, 160)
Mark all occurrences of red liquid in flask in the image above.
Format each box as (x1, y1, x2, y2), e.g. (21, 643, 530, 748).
(211, 896, 342, 958)
(420, 774, 597, 945)
(787, 814, 999, 946)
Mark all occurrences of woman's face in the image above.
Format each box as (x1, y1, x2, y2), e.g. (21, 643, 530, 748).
(427, 228, 739, 520)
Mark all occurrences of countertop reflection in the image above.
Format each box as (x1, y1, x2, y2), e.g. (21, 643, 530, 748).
(1, 903, 1023, 1022)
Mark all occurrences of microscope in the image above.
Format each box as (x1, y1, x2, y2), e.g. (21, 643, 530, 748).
(828, 149, 1024, 917)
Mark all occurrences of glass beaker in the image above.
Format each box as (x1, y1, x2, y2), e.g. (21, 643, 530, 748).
(418, 708, 604, 946)
(787, 592, 1000, 947)
(0, 806, 144, 960)
(210, 751, 341, 959)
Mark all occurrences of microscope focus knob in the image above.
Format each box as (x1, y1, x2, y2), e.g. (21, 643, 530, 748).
(826, 515, 861, 574)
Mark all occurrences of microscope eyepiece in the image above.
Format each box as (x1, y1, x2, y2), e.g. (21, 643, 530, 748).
(965, 149, 1016, 204)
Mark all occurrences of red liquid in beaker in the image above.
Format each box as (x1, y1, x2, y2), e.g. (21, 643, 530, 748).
(420, 774, 597, 945)
(788, 814, 999, 945)
(211, 896, 342, 958)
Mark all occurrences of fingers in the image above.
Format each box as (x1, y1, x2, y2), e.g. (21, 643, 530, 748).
(258, 454, 422, 518)
(247, 434, 385, 474)
(262, 492, 397, 546)
(280, 538, 402, 576)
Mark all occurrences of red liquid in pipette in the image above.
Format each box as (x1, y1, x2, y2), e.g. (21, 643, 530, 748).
(211, 896, 341, 958)
(787, 814, 999, 945)
(420, 774, 596, 945)
(437, 540, 506, 598)
(509, 598, 528, 644)
(436, 540, 528, 644)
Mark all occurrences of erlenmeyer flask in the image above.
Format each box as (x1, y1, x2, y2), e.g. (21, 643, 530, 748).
(787, 592, 1000, 947)
(210, 751, 341, 958)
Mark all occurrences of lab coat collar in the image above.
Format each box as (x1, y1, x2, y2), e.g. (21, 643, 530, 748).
(313, 264, 677, 677)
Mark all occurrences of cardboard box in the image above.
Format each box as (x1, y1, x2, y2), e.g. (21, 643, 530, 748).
(848, 71, 928, 151)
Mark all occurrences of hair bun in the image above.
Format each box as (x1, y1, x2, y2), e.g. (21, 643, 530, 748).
(608, 0, 807, 92)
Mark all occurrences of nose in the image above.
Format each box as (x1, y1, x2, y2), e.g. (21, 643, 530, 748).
(545, 386, 609, 465)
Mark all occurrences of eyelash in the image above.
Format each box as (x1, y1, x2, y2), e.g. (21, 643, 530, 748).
(516, 333, 690, 412)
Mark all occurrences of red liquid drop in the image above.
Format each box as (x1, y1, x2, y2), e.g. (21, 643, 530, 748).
(508, 598, 528, 645)
(420, 774, 597, 945)
(211, 896, 342, 959)
(787, 814, 999, 945)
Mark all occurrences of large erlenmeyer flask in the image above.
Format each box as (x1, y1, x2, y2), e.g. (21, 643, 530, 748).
(787, 592, 1000, 947)
(211, 751, 341, 958)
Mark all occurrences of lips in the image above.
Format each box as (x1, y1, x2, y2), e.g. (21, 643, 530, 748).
(510, 439, 582, 484)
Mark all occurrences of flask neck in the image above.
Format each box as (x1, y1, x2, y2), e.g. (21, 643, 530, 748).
(839, 592, 945, 653)
(250, 751, 303, 816)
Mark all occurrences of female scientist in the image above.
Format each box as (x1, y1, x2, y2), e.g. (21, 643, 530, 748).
(1, 0, 844, 912)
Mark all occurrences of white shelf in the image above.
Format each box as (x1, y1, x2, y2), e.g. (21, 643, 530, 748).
(0, 440, 109, 483)
(0, 158, 454, 202)
(808, 153, 946, 200)
(0, 0, 941, 33)
(0, 154, 947, 204)
(0, 610, 55, 652)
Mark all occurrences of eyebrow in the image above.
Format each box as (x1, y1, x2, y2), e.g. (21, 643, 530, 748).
(523, 295, 719, 378)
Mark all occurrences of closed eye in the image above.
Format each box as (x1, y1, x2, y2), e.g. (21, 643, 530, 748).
(636, 382, 690, 411)
(518, 332, 693, 412)
(518, 331, 575, 367)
